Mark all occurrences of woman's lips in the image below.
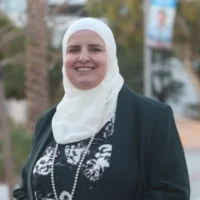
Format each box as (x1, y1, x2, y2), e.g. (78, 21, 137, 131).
(75, 67, 96, 72)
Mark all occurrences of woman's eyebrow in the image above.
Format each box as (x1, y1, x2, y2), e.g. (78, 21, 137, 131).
(67, 44, 104, 48)
(67, 45, 80, 48)
(88, 44, 104, 48)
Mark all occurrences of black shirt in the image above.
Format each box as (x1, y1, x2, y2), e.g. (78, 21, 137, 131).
(32, 117, 115, 200)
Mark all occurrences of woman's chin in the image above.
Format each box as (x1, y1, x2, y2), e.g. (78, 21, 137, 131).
(75, 80, 98, 90)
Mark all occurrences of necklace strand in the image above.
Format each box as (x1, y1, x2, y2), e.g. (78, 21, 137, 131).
(51, 103, 108, 200)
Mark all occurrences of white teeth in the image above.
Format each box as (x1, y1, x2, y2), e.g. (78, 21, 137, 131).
(77, 67, 92, 72)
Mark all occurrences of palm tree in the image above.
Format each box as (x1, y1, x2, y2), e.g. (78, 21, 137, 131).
(25, 0, 49, 133)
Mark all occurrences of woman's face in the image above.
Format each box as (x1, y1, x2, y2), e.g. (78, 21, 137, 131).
(65, 30, 107, 90)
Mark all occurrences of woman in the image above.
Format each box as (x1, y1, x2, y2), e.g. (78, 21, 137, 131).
(13, 18, 190, 200)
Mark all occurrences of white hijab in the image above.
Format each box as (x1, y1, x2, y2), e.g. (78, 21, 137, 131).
(52, 18, 124, 144)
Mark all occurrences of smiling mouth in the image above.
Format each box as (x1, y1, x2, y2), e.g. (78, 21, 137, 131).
(75, 67, 95, 72)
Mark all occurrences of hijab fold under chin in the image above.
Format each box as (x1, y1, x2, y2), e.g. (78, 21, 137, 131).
(52, 18, 124, 144)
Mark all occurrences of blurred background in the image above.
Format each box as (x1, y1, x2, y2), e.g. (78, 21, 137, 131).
(0, 0, 199, 199)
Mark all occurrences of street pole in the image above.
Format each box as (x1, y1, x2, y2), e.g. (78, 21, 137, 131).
(0, 63, 15, 200)
(143, 0, 152, 97)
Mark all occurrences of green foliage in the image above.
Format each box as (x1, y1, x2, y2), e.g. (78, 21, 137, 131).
(87, 0, 143, 49)
(4, 64, 25, 99)
(49, 60, 62, 89)
(11, 125, 32, 174)
(117, 44, 143, 93)
(0, 13, 14, 27)
(0, 123, 32, 181)
(0, 13, 26, 98)
(4, 58, 63, 100)
(175, 2, 200, 55)
(0, 13, 25, 56)
(49, 60, 64, 103)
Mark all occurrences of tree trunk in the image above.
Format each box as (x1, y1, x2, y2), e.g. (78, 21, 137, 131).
(25, 0, 49, 133)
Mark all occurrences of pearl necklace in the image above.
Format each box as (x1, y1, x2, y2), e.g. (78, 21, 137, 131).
(51, 103, 108, 200)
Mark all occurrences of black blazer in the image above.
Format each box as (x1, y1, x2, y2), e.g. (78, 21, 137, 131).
(13, 85, 190, 200)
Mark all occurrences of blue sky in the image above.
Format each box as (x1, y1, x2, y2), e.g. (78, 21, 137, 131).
(0, 0, 26, 14)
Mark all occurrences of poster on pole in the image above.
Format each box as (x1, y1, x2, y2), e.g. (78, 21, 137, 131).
(147, 0, 177, 49)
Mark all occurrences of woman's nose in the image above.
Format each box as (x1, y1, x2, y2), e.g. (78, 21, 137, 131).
(78, 50, 90, 63)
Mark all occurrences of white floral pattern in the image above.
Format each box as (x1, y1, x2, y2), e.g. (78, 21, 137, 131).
(59, 191, 71, 200)
(103, 117, 115, 139)
(65, 143, 85, 165)
(33, 146, 55, 175)
(83, 144, 112, 182)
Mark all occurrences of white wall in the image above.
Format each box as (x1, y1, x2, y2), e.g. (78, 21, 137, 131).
(5, 99, 27, 125)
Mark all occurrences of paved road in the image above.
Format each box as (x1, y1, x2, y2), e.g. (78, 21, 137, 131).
(1, 149, 200, 200)
(185, 149, 200, 200)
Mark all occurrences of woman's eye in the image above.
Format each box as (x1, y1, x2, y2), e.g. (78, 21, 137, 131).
(68, 48, 79, 53)
(90, 47, 101, 52)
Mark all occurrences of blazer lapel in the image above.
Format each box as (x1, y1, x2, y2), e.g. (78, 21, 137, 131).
(101, 85, 139, 199)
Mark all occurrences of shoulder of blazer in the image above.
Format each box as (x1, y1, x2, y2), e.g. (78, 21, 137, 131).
(122, 84, 169, 113)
